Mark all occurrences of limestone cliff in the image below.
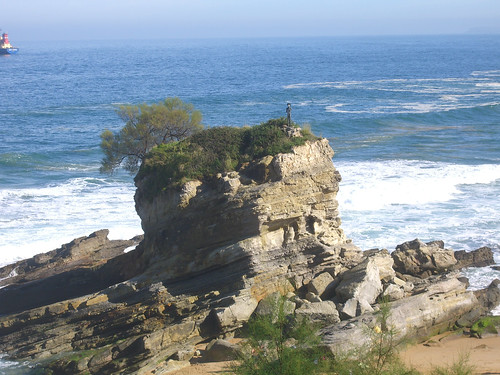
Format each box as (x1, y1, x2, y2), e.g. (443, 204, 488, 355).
(0, 136, 497, 375)
(0, 138, 359, 374)
(134, 138, 356, 285)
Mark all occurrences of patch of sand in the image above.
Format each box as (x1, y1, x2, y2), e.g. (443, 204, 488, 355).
(169, 361, 232, 374)
(400, 332, 500, 374)
(168, 334, 500, 375)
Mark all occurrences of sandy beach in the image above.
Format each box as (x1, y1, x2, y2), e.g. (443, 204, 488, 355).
(400, 332, 500, 374)
(167, 334, 500, 375)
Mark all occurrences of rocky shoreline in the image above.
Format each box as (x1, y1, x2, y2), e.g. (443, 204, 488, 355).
(0, 138, 499, 374)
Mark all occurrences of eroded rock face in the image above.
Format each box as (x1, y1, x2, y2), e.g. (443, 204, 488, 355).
(454, 247, 495, 269)
(392, 239, 457, 278)
(0, 139, 359, 374)
(134, 139, 351, 281)
(322, 272, 479, 351)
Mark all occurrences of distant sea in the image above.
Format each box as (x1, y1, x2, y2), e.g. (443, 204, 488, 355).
(1, 34, 500, 372)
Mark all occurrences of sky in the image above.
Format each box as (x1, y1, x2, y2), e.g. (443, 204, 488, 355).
(2, 0, 500, 41)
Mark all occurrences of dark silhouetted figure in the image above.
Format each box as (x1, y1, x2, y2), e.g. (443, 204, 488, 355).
(286, 103, 292, 127)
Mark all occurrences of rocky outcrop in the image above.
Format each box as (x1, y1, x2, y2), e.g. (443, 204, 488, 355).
(134, 138, 353, 282)
(321, 272, 489, 351)
(453, 246, 495, 269)
(0, 137, 498, 374)
(0, 230, 143, 315)
(0, 229, 141, 288)
(0, 139, 361, 374)
(392, 239, 456, 278)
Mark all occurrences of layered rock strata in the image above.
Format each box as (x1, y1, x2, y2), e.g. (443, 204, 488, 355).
(0, 139, 360, 374)
(0, 138, 498, 374)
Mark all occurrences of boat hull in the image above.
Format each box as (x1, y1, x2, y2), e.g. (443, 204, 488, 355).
(0, 47, 19, 55)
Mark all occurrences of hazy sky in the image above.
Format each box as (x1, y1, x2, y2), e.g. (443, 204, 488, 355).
(2, 0, 500, 41)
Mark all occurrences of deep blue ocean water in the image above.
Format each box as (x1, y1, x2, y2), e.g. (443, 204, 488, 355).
(1, 34, 500, 371)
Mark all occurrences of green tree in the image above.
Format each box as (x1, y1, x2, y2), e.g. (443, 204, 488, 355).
(100, 97, 203, 173)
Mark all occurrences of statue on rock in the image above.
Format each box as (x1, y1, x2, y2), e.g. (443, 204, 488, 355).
(286, 103, 292, 127)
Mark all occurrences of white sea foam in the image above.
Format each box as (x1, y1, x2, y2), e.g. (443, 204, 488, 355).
(0, 355, 32, 372)
(471, 70, 500, 77)
(337, 160, 500, 211)
(123, 245, 137, 253)
(0, 177, 142, 266)
(336, 160, 500, 255)
(288, 74, 500, 115)
(326, 100, 500, 115)
(285, 77, 482, 92)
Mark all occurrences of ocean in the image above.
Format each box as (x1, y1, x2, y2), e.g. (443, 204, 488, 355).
(1, 34, 500, 371)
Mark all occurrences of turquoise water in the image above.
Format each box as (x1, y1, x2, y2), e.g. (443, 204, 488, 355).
(0, 36, 500, 369)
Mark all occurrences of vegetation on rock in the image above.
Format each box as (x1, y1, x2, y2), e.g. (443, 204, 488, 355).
(233, 296, 475, 375)
(233, 295, 333, 375)
(330, 298, 418, 375)
(135, 117, 317, 197)
(470, 316, 500, 338)
(100, 97, 203, 173)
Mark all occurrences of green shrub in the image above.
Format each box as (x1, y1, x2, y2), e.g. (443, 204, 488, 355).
(232, 296, 334, 375)
(135, 117, 318, 198)
(429, 353, 475, 375)
(330, 299, 418, 375)
(470, 316, 499, 338)
(243, 118, 308, 158)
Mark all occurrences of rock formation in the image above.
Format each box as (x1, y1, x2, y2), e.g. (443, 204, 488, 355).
(453, 246, 495, 269)
(0, 137, 498, 374)
(0, 139, 361, 374)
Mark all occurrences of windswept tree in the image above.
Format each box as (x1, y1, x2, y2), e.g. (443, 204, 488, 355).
(100, 97, 203, 173)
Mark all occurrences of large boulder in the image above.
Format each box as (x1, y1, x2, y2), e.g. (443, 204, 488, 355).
(453, 247, 495, 269)
(362, 249, 396, 283)
(391, 239, 456, 278)
(307, 271, 335, 298)
(295, 301, 340, 324)
(322, 272, 478, 351)
(335, 256, 383, 318)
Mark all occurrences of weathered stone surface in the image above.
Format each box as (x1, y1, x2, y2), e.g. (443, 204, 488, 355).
(392, 239, 457, 278)
(335, 256, 383, 318)
(362, 249, 396, 283)
(203, 339, 241, 362)
(307, 271, 334, 298)
(453, 247, 495, 269)
(382, 284, 405, 301)
(295, 301, 340, 324)
(305, 292, 322, 303)
(322, 273, 478, 351)
(155, 360, 191, 374)
(212, 295, 259, 330)
(170, 348, 196, 362)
